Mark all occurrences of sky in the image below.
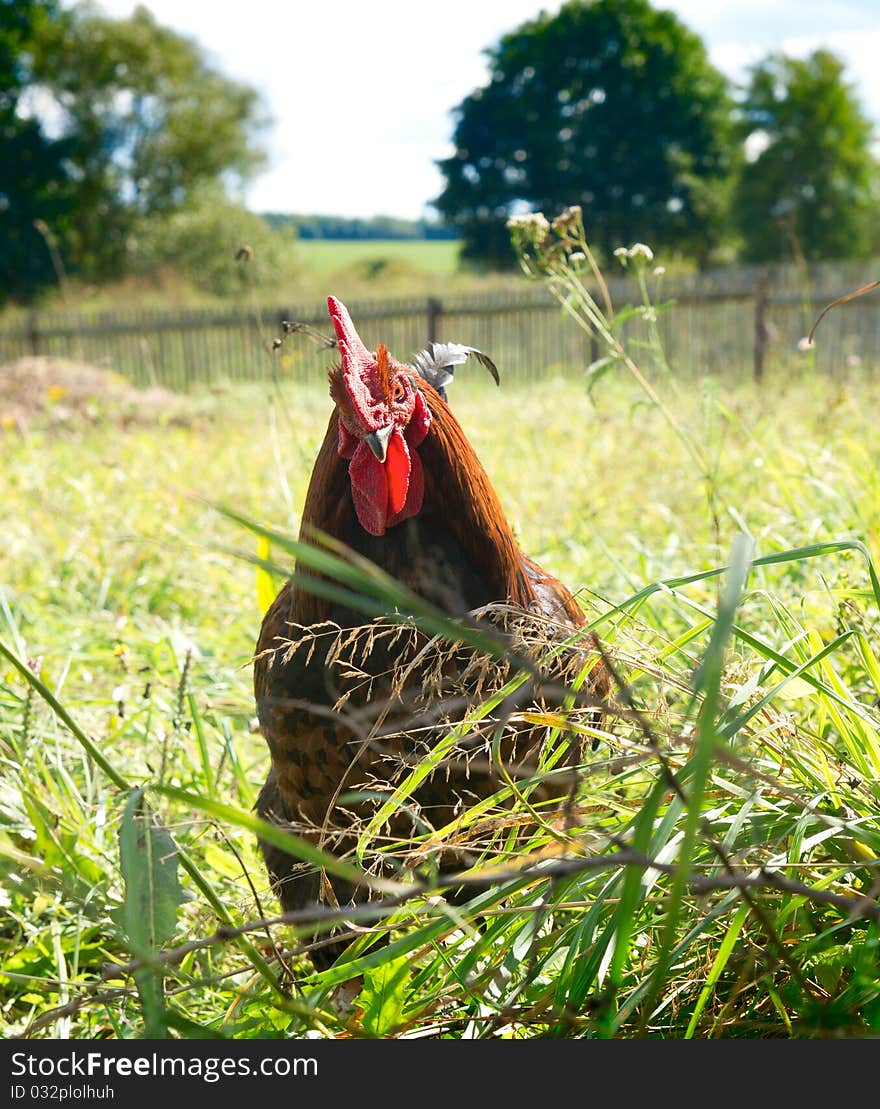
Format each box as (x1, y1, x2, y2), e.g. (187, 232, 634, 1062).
(87, 0, 880, 220)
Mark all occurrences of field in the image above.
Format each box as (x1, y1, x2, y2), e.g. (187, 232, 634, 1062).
(4, 212, 880, 1039)
(293, 238, 463, 276)
(0, 238, 511, 322)
(3, 347, 880, 1039)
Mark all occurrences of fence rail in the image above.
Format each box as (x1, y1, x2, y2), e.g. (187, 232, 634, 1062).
(1, 261, 879, 390)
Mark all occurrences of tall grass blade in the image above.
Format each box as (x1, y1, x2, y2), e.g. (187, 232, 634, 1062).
(639, 534, 752, 1029)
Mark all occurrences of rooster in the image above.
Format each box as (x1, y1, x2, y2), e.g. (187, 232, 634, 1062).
(254, 296, 607, 968)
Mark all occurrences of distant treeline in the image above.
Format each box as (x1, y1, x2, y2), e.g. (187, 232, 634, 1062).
(262, 213, 459, 241)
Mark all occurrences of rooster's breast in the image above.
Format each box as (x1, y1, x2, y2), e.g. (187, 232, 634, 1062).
(341, 515, 496, 619)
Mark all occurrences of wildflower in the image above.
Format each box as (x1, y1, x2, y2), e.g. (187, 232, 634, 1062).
(507, 211, 551, 244)
(569, 250, 586, 263)
(613, 246, 628, 259)
(629, 242, 654, 262)
(846, 353, 862, 367)
(653, 265, 666, 277)
(797, 336, 814, 352)
(551, 205, 583, 234)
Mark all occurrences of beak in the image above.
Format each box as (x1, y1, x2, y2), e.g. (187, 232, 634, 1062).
(364, 422, 395, 463)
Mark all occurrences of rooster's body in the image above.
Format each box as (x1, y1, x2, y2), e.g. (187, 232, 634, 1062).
(254, 296, 606, 967)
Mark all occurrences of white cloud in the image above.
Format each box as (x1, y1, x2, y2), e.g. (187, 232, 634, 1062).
(87, 0, 561, 217)
(779, 29, 880, 118)
(71, 1, 880, 217)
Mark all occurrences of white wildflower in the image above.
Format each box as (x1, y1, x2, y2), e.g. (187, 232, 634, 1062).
(613, 246, 628, 259)
(569, 250, 586, 263)
(629, 242, 654, 262)
(653, 265, 666, 277)
(507, 211, 551, 243)
(551, 204, 583, 232)
(797, 336, 814, 352)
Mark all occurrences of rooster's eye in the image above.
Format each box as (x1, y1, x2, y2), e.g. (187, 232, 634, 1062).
(392, 379, 406, 403)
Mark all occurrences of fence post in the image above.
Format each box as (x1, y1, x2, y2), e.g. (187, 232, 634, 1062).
(426, 296, 442, 344)
(27, 310, 41, 356)
(753, 269, 767, 384)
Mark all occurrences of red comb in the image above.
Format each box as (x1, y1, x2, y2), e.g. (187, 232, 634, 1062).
(327, 296, 372, 369)
(327, 295, 385, 426)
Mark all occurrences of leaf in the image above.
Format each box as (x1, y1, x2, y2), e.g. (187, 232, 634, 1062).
(118, 790, 184, 951)
(201, 842, 245, 880)
(639, 534, 753, 1029)
(684, 903, 750, 1038)
(255, 532, 276, 615)
(585, 354, 619, 399)
(805, 941, 859, 994)
(115, 789, 185, 1037)
(0, 637, 129, 789)
(605, 775, 668, 1020)
(357, 955, 411, 1037)
(154, 783, 402, 895)
(775, 677, 816, 701)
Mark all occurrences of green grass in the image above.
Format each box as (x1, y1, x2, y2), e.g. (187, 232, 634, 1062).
(293, 238, 462, 276)
(3, 332, 880, 1037)
(2, 237, 519, 320)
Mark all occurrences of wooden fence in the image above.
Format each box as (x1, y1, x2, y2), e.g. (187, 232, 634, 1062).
(1, 261, 878, 390)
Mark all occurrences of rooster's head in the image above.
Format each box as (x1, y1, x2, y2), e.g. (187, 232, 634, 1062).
(327, 295, 432, 537)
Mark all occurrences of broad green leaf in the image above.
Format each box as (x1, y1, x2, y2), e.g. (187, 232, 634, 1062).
(116, 789, 185, 1038)
(357, 955, 411, 1036)
(118, 789, 184, 951)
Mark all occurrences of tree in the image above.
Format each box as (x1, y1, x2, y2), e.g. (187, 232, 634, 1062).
(0, 0, 79, 302)
(734, 50, 878, 263)
(130, 186, 300, 297)
(29, 2, 268, 281)
(434, 0, 734, 267)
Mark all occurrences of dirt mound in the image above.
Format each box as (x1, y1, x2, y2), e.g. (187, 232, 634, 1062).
(0, 356, 189, 432)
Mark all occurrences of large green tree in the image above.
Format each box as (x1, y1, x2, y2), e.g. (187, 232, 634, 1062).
(734, 49, 878, 263)
(0, 0, 79, 302)
(23, 1, 267, 284)
(435, 0, 734, 266)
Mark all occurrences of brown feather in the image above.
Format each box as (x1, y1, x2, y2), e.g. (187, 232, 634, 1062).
(254, 355, 606, 969)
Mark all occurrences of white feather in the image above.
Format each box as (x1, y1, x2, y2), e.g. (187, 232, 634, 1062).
(409, 342, 499, 394)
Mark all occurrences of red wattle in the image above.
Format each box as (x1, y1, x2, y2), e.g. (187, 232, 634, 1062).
(388, 445, 424, 528)
(348, 442, 389, 536)
(347, 428, 424, 536)
(384, 428, 410, 517)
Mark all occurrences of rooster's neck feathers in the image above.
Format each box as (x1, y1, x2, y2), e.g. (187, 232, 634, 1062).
(295, 383, 533, 622)
(293, 296, 538, 623)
